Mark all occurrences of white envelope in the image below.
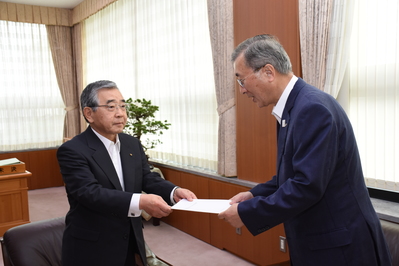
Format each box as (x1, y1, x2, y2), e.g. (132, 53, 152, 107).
(171, 199, 231, 214)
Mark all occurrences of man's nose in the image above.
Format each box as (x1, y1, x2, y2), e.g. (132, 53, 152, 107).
(239, 86, 247, 94)
(114, 106, 125, 116)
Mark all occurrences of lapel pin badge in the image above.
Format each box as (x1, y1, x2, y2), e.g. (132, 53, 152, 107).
(282, 120, 287, 127)
(129, 153, 133, 157)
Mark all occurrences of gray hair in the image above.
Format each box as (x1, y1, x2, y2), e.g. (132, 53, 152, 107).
(231, 34, 292, 75)
(80, 80, 118, 122)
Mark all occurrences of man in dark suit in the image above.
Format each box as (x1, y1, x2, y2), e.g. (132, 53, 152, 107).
(57, 80, 197, 266)
(219, 35, 392, 265)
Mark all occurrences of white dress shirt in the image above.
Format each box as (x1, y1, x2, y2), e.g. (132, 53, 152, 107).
(272, 75, 298, 124)
(92, 128, 177, 217)
(92, 128, 142, 217)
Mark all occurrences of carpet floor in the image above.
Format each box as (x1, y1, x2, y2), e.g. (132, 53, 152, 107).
(1, 186, 256, 266)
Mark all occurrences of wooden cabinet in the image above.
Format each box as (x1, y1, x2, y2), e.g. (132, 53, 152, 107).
(159, 166, 290, 266)
(0, 171, 31, 236)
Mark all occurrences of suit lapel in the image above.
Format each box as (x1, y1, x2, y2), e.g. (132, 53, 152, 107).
(119, 134, 139, 193)
(276, 117, 289, 187)
(276, 79, 305, 185)
(85, 127, 124, 191)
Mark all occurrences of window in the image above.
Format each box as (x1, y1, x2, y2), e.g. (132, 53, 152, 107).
(0, 21, 64, 151)
(83, 0, 218, 171)
(347, 0, 399, 192)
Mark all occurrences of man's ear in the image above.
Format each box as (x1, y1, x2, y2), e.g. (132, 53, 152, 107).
(263, 64, 275, 81)
(83, 107, 94, 123)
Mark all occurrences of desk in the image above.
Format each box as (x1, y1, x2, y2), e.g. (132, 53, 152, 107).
(0, 171, 31, 236)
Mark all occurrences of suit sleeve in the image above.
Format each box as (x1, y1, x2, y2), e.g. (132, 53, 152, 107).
(250, 175, 278, 197)
(239, 101, 339, 236)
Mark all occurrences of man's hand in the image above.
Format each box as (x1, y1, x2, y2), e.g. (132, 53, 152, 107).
(173, 188, 197, 203)
(218, 191, 253, 228)
(218, 203, 244, 228)
(139, 194, 172, 218)
(230, 191, 254, 204)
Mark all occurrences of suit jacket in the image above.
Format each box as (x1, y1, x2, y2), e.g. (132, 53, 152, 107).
(238, 78, 391, 265)
(57, 127, 176, 266)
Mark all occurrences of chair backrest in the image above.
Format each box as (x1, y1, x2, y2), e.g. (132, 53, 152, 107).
(380, 219, 399, 265)
(1, 217, 65, 266)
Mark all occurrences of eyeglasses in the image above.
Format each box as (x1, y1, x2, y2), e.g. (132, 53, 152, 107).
(236, 65, 266, 88)
(237, 72, 256, 88)
(89, 103, 130, 112)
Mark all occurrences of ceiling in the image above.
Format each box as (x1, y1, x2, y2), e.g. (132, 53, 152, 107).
(1, 0, 84, 9)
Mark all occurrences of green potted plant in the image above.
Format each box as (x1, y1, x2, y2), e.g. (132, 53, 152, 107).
(123, 98, 171, 158)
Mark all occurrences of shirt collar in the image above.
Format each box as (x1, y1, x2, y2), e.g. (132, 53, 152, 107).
(91, 127, 121, 152)
(272, 75, 298, 124)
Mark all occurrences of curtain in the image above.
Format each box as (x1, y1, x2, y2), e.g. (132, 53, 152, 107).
(299, 0, 333, 91)
(0, 2, 70, 26)
(323, 0, 355, 98)
(72, 23, 87, 134)
(46, 25, 81, 140)
(0, 21, 64, 151)
(207, 0, 236, 177)
(348, 0, 399, 192)
(82, 0, 218, 172)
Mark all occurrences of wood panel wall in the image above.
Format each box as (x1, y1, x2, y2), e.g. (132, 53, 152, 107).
(0, 149, 63, 190)
(234, 0, 302, 183)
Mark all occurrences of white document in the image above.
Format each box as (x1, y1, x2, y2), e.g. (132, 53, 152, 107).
(0, 157, 21, 166)
(172, 199, 231, 214)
